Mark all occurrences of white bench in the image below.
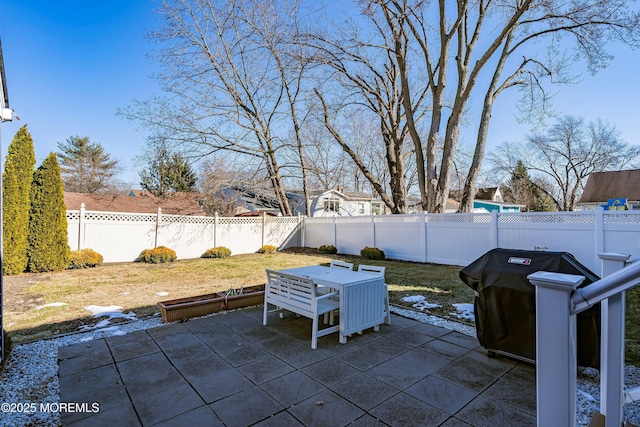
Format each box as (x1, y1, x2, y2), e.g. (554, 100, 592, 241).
(263, 269, 340, 349)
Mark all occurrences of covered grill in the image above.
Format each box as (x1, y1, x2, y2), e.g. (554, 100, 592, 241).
(459, 248, 601, 368)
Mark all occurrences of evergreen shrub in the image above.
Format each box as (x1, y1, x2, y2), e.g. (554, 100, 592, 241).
(138, 246, 177, 263)
(68, 249, 104, 269)
(257, 245, 276, 254)
(27, 153, 70, 272)
(202, 246, 232, 259)
(318, 244, 337, 254)
(360, 246, 385, 260)
(2, 125, 36, 274)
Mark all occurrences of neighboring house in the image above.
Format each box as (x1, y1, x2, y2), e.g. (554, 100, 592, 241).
(579, 169, 640, 211)
(223, 186, 386, 217)
(64, 191, 207, 216)
(472, 187, 525, 213)
(297, 189, 386, 217)
(222, 186, 284, 216)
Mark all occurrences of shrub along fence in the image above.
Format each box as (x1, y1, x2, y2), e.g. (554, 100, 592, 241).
(67, 206, 640, 276)
(302, 209, 640, 277)
(66, 205, 303, 263)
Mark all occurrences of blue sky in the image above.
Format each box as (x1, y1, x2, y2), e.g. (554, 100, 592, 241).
(1, 1, 639, 188)
(0, 1, 160, 186)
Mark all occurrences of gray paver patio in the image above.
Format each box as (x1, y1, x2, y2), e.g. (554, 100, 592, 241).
(59, 307, 536, 426)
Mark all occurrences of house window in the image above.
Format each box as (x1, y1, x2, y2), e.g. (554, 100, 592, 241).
(324, 197, 340, 213)
(358, 202, 365, 215)
(372, 203, 381, 215)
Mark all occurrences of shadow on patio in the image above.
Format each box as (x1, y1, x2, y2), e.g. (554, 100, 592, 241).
(58, 307, 536, 426)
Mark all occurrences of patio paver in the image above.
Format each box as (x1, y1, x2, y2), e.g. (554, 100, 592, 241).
(59, 307, 539, 426)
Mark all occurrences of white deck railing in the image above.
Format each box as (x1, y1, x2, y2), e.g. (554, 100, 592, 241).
(528, 253, 640, 427)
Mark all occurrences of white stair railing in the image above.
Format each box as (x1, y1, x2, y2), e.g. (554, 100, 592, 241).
(528, 253, 640, 427)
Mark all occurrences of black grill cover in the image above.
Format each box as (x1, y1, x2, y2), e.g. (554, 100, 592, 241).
(459, 248, 601, 368)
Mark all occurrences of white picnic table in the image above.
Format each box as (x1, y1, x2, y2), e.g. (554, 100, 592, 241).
(279, 265, 386, 344)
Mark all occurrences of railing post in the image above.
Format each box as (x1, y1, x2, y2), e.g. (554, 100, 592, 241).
(78, 203, 86, 250)
(598, 252, 631, 427)
(528, 271, 585, 427)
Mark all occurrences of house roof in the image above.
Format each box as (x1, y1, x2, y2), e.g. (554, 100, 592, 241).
(475, 187, 500, 201)
(225, 186, 282, 212)
(64, 191, 207, 216)
(579, 169, 640, 203)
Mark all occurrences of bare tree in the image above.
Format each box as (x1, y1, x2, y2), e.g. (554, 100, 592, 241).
(121, 0, 316, 216)
(122, 0, 640, 215)
(365, 0, 640, 212)
(197, 157, 263, 216)
(489, 116, 640, 211)
(309, 2, 432, 213)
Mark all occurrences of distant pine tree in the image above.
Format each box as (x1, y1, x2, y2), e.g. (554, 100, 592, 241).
(27, 153, 70, 272)
(2, 125, 36, 274)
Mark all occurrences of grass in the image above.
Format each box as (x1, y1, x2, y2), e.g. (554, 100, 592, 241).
(4, 251, 473, 344)
(4, 249, 640, 366)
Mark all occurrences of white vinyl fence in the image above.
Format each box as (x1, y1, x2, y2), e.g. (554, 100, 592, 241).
(303, 210, 640, 276)
(66, 206, 303, 263)
(67, 207, 640, 275)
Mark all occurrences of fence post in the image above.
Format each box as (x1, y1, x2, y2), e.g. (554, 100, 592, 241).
(300, 214, 305, 247)
(595, 208, 605, 275)
(261, 211, 266, 247)
(78, 203, 86, 250)
(422, 212, 428, 263)
(372, 213, 376, 248)
(333, 216, 337, 248)
(155, 208, 161, 248)
(598, 252, 631, 427)
(214, 212, 218, 248)
(528, 271, 585, 427)
(491, 210, 499, 248)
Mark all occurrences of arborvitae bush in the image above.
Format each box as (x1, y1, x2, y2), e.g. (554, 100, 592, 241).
(138, 246, 177, 263)
(257, 245, 276, 254)
(318, 244, 337, 254)
(360, 246, 385, 260)
(2, 125, 36, 274)
(68, 249, 104, 269)
(27, 153, 70, 272)
(202, 246, 232, 258)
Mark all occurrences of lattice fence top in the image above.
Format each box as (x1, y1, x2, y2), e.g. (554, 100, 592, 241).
(269, 217, 301, 225)
(604, 212, 640, 224)
(217, 217, 262, 225)
(161, 214, 216, 225)
(425, 213, 491, 223)
(83, 211, 157, 223)
(497, 212, 593, 224)
(375, 214, 422, 223)
(66, 210, 302, 226)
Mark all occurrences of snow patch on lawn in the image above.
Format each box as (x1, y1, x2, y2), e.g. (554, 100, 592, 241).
(401, 295, 442, 311)
(35, 302, 68, 310)
(79, 305, 137, 331)
(450, 303, 475, 321)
